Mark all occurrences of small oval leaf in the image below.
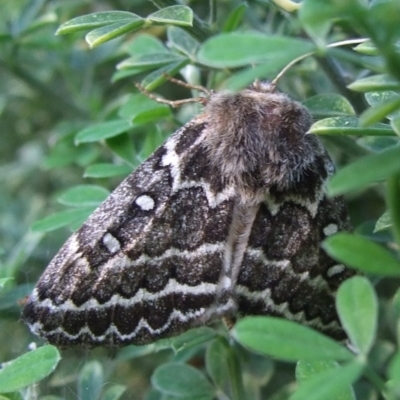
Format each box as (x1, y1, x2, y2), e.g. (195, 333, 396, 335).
(291, 361, 362, 400)
(310, 116, 394, 136)
(233, 317, 353, 362)
(348, 74, 400, 92)
(57, 11, 142, 35)
(86, 19, 146, 48)
(57, 185, 109, 207)
(328, 145, 400, 196)
(296, 360, 356, 400)
(374, 211, 392, 232)
(197, 33, 315, 68)
(0, 346, 60, 393)
(83, 163, 132, 178)
(31, 208, 94, 232)
(323, 233, 400, 276)
(75, 120, 132, 144)
(147, 6, 193, 27)
(303, 94, 355, 118)
(337, 277, 378, 355)
(77, 361, 104, 400)
(151, 362, 214, 399)
(118, 94, 171, 124)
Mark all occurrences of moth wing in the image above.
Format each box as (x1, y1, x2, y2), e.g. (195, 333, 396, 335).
(24, 116, 236, 346)
(236, 151, 355, 340)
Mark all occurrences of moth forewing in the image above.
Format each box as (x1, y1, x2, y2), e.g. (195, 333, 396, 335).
(23, 82, 355, 347)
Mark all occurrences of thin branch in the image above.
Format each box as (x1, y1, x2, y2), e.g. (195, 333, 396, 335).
(272, 38, 368, 114)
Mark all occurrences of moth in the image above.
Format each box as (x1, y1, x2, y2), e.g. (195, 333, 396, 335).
(23, 81, 355, 347)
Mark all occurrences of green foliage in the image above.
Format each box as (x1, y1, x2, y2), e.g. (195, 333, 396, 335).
(2, 0, 400, 399)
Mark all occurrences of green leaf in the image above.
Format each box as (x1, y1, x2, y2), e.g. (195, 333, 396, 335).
(356, 136, 399, 153)
(116, 344, 157, 361)
(56, 11, 143, 35)
(206, 338, 245, 399)
(348, 74, 400, 92)
(374, 211, 391, 232)
(291, 361, 362, 400)
(391, 114, 400, 136)
(298, 0, 337, 42)
(31, 208, 94, 232)
(206, 339, 230, 388)
(387, 174, 400, 246)
(118, 94, 171, 124)
(118, 52, 186, 69)
(151, 362, 214, 400)
(105, 133, 136, 166)
(359, 97, 400, 127)
(296, 360, 356, 400)
(147, 6, 193, 27)
(299, 0, 365, 44)
(353, 40, 379, 56)
(155, 327, 216, 353)
(303, 94, 355, 118)
(365, 91, 400, 109)
(86, 19, 146, 48)
(77, 361, 104, 400)
(388, 352, 400, 397)
(233, 317, 353, 362)
(337, 277, 378, 355)
(0, 346, 60, 393)
(167, 26, 199, 58)
(197, 33, 315, 68)
(102, 385, 127, 400)
(222, 3, 248, 32)
(57, 185, 109, 207)
(125, 34, 168, 56)
(75, 120, 132, 144)
(323, 233, 400, 276)
(83, 163, 132, 178)
(0, 278, 13, 291)
(327, 145, 400, 196)
(310, 116, 394, 136)
(140, 59, 190, 91)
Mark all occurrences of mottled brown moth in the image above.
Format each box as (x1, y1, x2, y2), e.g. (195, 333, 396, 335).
(23, 81, 355, 347)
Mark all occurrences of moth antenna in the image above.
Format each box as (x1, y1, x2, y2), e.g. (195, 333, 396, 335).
(135, 82, 208, 108)
(162, 73, 212, 96)
(272, 37, 368, 85)
(272, 52, 313, 86)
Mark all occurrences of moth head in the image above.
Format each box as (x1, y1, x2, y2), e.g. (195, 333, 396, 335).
(203, 83, 318, 196)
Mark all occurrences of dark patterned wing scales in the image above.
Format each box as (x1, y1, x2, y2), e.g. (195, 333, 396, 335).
(23, 117, 236, 346)
(236, 153, 355, 340)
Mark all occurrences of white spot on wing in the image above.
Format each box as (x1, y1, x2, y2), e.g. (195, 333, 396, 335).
(327, 264, 345, 278)
(135, 195, 155, 211)
(323, 223, 338, 237)
(102, 233, 121, 254)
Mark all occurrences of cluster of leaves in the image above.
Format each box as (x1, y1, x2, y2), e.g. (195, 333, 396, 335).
(1, 0, 400, 399)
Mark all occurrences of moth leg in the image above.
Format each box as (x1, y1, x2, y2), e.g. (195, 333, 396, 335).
(223, 316, 236, 330)
(203, 202, 261, 324)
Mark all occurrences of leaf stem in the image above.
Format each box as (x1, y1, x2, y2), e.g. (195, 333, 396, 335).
(364, 364, 389, 399)
(227, 345, 246, 400)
